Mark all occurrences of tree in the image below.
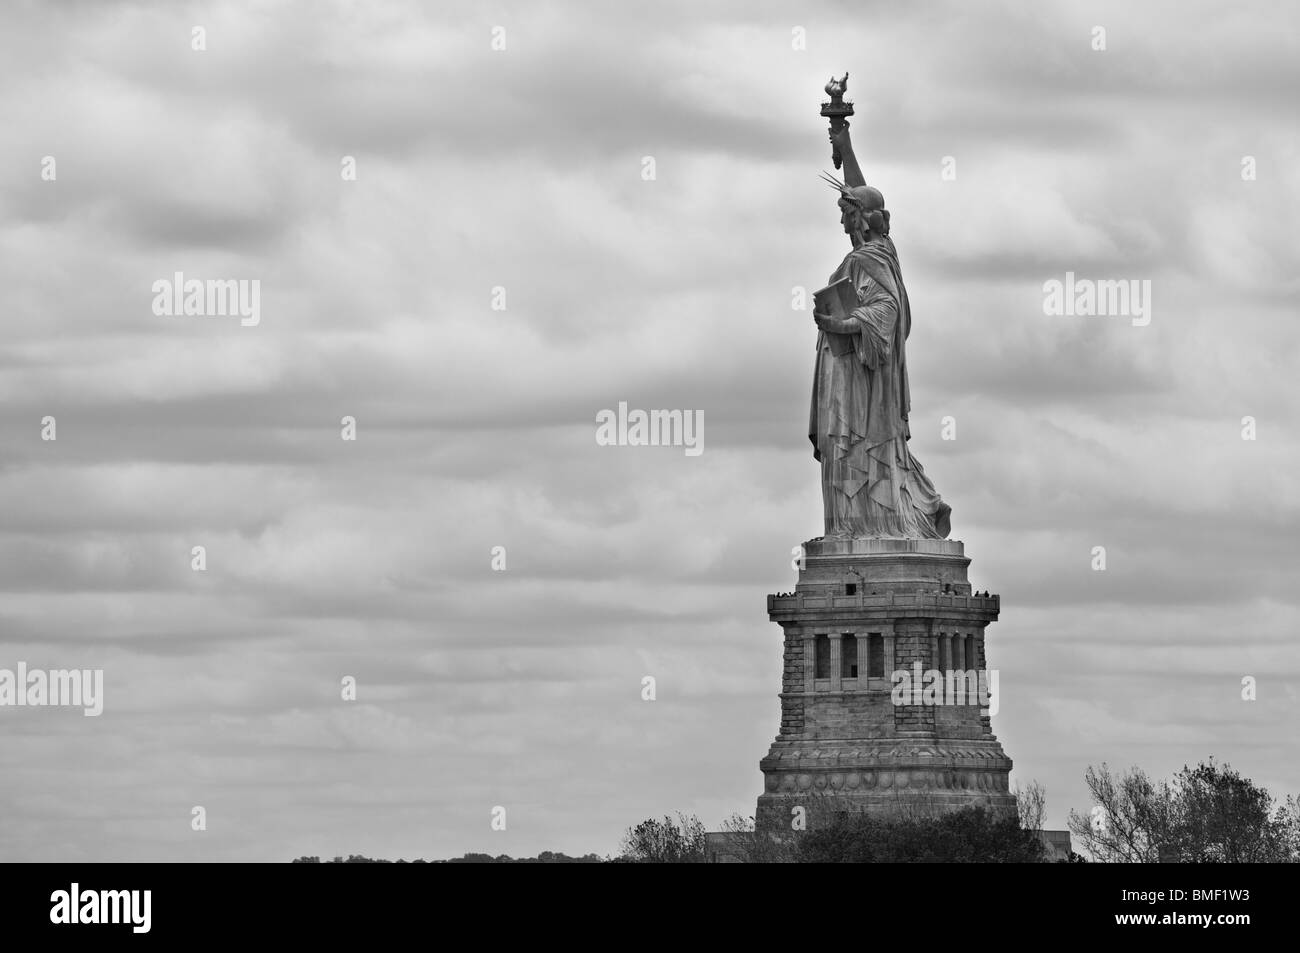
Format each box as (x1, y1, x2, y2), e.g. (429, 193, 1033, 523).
(715, 812, 798, 863)
(1279, 795, 1300, 861)
(1069, 759, 1298, 863)
(1166, 760, 1292, 862)
(1013, 779, 1047, 831)
(797, 806, 1045, 863)
(1067, 763, 1163, 862)
(618, 812, 708, 863)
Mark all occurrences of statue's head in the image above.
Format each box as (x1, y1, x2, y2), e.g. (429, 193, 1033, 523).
(830, 180, 890, 244)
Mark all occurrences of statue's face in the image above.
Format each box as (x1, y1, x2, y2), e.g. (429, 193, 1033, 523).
(839, 199, 857, 235)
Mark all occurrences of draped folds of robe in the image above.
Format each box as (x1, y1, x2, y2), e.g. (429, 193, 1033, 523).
(809, 235, 952, 539)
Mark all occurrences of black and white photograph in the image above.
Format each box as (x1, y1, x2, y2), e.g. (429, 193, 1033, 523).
(1, 0, 1296, 937)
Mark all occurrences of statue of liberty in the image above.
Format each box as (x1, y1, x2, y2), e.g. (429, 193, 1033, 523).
(810, 78, 951, 540)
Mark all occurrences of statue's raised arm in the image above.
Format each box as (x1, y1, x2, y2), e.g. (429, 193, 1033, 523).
(831, 125, 866, 189)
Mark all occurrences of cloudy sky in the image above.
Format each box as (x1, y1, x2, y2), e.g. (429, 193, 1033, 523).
(1, 0, 1297, 861)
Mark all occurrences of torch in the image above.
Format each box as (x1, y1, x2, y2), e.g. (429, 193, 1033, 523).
(820, 73, 854, 169)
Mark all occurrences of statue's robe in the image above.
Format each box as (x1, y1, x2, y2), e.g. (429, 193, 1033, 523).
(809, 236, 951, 539)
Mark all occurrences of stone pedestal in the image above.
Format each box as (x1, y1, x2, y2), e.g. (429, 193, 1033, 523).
(755, 538, 1015, 834)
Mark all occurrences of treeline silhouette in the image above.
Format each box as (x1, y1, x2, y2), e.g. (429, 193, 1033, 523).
(292, 760, 1297, 864)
